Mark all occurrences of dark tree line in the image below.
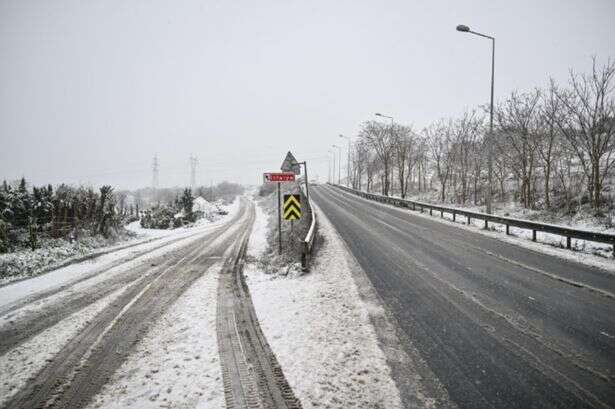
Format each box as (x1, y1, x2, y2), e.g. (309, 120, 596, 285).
(0, 178, 121, 252)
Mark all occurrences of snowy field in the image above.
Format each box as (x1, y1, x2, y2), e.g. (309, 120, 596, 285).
(244, 199, 403, 408)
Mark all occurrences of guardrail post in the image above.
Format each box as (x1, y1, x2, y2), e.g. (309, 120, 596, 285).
(484, 220, 488, 229)
(452, 212, 456, 222)
(467, 216, 471, 225)
(420, 205, 423, 213)
(532, 230, 537, 242)
(429, 208, 432, 216)
(440, 210, 444, 218)
(566, 237, 571, 249)
(506, 224, 510, 235)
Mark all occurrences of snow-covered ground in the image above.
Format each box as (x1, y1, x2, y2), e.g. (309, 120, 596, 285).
(0, 199, 239, 312)
(244, 199, 403, 408)
(0, 286, 128, 407)
(87, 263, 224, 409)
(0, 199, 240, 408)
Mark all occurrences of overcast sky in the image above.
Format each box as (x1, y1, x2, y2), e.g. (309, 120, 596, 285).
(1, 0, 614, 189)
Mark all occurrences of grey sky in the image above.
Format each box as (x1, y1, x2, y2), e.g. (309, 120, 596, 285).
(1, 0, 614, 189)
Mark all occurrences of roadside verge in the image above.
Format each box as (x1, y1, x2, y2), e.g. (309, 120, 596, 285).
(244, 198, 428, 408)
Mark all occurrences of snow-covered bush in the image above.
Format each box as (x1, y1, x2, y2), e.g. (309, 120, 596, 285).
(140, 206, 175, 229)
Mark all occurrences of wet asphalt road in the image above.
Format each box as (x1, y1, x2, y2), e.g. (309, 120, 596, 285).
(312, 184, 615, 409)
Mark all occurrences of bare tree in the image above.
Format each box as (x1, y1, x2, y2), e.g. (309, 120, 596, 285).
(351, 141, 370, 190)
(553, 58, 615, 209)
(494, 90, 541, 208)
(537, 83, 565, 209)
(426, 120, 457, 202)
(450, 111, 483, 204)
(392, 124, 415, 198)
(360, 121, 396, 196)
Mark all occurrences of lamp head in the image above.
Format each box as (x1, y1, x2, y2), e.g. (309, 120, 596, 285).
(456, 24, 470, 32)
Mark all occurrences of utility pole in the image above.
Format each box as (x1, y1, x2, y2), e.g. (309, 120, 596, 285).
(332, 145, 342, 185)
(152, 155, 159, 201)
(189, 155, 198, 190)
(339, 134, 351, 187)
(329, 150, 336, 184)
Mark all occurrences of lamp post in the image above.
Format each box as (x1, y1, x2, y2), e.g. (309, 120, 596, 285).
(456, 24, 495, 215)
(328, 149, 335, 184)
(332, 145, 342, 185)
(375, 112, 394, 126)
(339, 134, 351, 187)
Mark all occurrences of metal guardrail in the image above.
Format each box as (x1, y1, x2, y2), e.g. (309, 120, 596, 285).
(330, 183, 615, 257)
(301, 186, 318, 270)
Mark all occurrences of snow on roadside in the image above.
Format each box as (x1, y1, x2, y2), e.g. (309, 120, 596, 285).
(244, 200, 402, 409)
(0, 199, 240, 312)
(0, 286, 127, 407)
(87, 264, 224, 409)
(361, 191, 615, 273)
(247, 200, 269, 257)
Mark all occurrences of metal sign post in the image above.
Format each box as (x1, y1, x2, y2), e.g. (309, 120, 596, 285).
(277, 182, 282, 254)
(263, 151, 304, 256)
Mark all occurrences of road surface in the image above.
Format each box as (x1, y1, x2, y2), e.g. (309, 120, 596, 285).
(312, 184, 615, 409)
(1, 199, 268, 409)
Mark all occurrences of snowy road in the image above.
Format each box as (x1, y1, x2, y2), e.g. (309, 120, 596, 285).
(0, 199, 254, 409)
(312, 184, 615, 409)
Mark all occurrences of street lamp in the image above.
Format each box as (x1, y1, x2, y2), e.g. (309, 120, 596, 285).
(339, 134, 351, 187)
(332, 145, 342, 185)
(327, 150, 335, 183)
(456, 23, 495, 214)
(375, 112, 394, 125)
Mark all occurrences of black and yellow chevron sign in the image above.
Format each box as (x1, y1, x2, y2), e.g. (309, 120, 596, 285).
(283, 194, 301, 220)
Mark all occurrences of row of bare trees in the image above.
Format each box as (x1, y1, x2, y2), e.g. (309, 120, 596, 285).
(346, 58, 615, 212)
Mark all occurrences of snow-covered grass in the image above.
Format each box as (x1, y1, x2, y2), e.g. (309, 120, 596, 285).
(0, 286, 127, 407)
(0, 199, 240, 311)
(244, 199, 403, 409)
(394, 188, 615, 239)
(0, 232, 135, 284)
(87, 263, 224, 409)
